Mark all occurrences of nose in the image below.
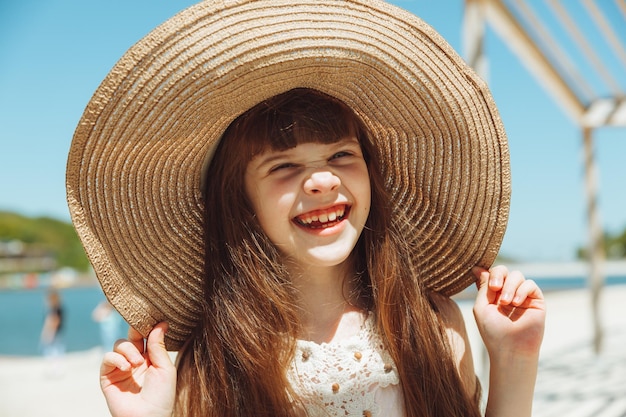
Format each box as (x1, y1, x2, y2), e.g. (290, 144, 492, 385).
(303, 170, 341, 194)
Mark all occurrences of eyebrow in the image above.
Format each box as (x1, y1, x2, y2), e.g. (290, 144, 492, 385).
(253, 152, 293, 169)
(252, 137, 361, 171)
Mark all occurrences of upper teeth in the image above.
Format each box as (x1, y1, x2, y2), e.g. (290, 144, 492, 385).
(298, 206, 345, 225)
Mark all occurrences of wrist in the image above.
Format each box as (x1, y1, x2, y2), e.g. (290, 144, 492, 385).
(487, 344, 540, 361)
(485, 350, 539, 417)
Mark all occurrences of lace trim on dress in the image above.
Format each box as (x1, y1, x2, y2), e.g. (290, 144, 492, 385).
(287, 313, 400, 417)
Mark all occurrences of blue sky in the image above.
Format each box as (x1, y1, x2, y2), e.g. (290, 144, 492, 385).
(1, 0, 625, 262)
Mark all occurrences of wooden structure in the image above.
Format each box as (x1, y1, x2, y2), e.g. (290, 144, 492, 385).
(464, 0, 626, 353)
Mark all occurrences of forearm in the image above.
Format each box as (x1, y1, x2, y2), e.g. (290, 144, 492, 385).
(485, 351, 539, 417)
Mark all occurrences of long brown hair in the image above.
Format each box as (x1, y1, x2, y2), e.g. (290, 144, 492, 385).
(175, 88, 481, 416)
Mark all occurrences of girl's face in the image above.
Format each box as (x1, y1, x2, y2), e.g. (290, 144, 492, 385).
(244, 136, 371, 271)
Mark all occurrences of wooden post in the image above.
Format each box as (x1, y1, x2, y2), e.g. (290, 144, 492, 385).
(582, 127, 605, 353)
(463, 0, 488, 77)
(464, 1, 491, 400)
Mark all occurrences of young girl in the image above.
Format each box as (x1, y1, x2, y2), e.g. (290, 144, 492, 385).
(40, 289, 65, 375)
(66, 2, 545, 417)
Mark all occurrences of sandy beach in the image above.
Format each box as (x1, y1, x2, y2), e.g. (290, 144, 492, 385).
(2, 285, 625, 417)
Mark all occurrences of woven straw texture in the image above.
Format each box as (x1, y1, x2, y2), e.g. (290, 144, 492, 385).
(66, 0, 510, 350)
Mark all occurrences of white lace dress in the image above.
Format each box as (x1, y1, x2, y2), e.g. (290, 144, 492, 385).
(287, 314, 405, 417)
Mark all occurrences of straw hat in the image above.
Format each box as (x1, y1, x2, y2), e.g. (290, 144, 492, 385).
(67, 0, 510, 350)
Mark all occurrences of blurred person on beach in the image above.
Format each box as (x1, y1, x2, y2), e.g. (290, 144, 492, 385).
(40, 288, 65, 376)
(66, 1, 546, 416)
(92, 300, 123, 351)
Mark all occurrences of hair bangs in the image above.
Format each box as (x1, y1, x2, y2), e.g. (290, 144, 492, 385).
(229, 88, 362, 161)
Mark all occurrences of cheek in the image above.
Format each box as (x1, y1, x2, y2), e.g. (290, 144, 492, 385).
(352, 165, 372, 213)
(355, 173, 372, 229)
(250, 185, 296, 231)
(361, 186, 372, 224)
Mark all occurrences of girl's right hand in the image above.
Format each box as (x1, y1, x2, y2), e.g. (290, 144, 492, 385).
(100, 322, 176, 417)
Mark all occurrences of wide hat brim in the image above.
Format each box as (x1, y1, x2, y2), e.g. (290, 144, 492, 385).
(67, 0, 510, 350)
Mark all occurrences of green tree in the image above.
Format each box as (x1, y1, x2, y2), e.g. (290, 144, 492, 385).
(576, 227, 626, 260)
(606, 228, 626, 258)
(0, 211, 90, 271)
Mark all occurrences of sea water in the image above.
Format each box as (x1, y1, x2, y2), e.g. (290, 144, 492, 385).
(0, 286, 128, 356)
(1, 275, 625, 356)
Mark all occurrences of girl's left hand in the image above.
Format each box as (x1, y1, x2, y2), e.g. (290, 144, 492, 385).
(472, 266, 546, 357)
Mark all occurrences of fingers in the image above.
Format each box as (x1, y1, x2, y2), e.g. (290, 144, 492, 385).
(472, 265, 543, 307)
(103, 323, 171, 373)
(101, 325, 155, 377)
(497, 268, 524, 305)
(101, 351, 130, 374)
(477, 264, 512, 292)
(127, 326, 147, 354)
(109, 335, 146, 371)
(511, 278, 544, 308)
(473, 266, 495, 304)
(145, 322, 173, 369)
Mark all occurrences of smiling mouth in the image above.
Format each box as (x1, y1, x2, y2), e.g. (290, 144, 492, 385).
(294, 205, 349, 229)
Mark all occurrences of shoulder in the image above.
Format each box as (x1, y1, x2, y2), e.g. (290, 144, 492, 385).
(429, 292, 465, 329)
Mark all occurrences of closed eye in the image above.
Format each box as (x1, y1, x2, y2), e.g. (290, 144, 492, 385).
(330, 151, 351, 160)
(269, 162, 298, 173)
(329, 150, 362, 165)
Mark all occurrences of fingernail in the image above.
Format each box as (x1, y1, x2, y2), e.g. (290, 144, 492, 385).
(501, 292, 512, 303)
